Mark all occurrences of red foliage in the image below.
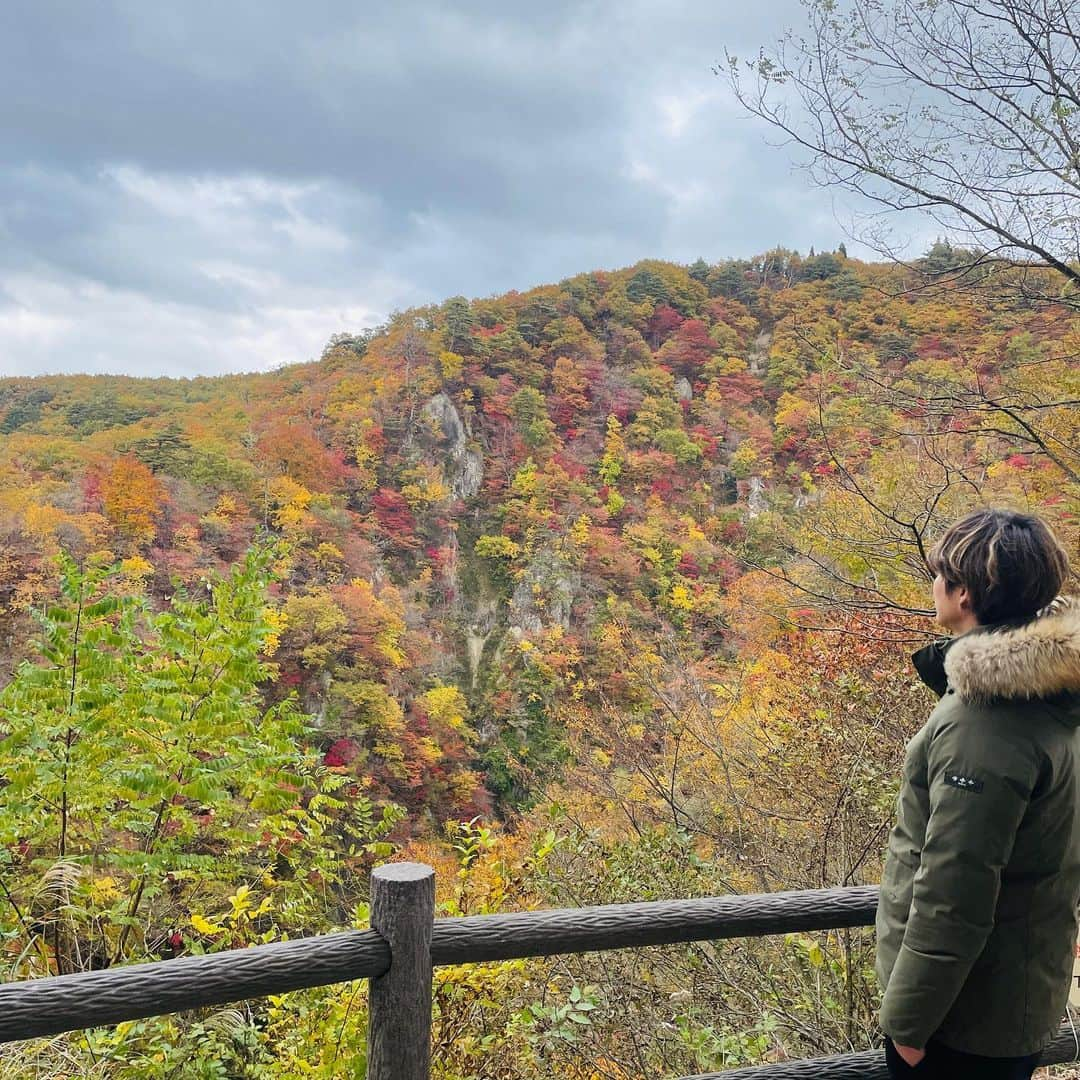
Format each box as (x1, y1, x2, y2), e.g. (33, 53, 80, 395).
(677, 552, 701, 579)
(604, 384, 641, 423)
(480, 375, 517, 422)
(362, 424, 387, 458)
(646, 304, 684, 348)
(915, 335, 950, 360)
(712, 368, 761, 409)
(371, 487, 417, 538)
(324, 738, 360, 768)
(707, 555, 741, 586)
(552, 452, 588, 481)
(659, 319, 716, 376)
(651, 475, 675, 499)
(717, 519, 745, 543)
(81, 469, 104, 511)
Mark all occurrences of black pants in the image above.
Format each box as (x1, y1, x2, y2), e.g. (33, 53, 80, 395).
(885, 1034, 1042, 1079)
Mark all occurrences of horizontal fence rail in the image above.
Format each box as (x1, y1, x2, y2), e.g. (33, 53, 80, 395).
(0, 879, 880, 1046)
(0, 864, 1076, 1079)
(0, 929, 392, 1043)
(429, 884, 881, 965)
(683, 1022, 1080, 1079)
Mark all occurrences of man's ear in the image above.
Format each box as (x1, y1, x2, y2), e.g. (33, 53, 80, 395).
(957, 586, 972, 612)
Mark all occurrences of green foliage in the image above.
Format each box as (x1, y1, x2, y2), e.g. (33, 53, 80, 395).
(0, 542, 399, 1075)
(828, 271, 864, 301)
(654, 427, 703, 464)
(627, 267, 669, 306)
(516, 983, 600, 1056)
(508, 386, 556, 449)
(0, 386, 54, 434)
(672, 1010, 779, 1073)
(2, 246, 1077, 1075)
(65, 392, 151, 435)
(126, 424, 194, 474)
(443, 296, 475, 354)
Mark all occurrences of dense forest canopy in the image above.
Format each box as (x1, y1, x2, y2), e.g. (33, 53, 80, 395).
(0, 248, 1077, 1077)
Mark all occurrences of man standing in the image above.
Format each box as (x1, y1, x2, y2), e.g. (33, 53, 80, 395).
(876, 508, 1080, 1078)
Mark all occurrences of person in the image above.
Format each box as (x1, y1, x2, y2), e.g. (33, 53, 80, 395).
(875, 507, 1080, 1079)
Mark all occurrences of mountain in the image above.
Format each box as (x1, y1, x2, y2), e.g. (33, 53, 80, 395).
(2, 250, 1076, 829)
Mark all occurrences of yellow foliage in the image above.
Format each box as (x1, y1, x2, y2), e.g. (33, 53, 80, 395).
(729, 439, 759, 479)
(88, 876, 121, 905)
(214, 494, 239, 518)
(313, 542, 343, 568)
(474, 534, 521, 559)
(439, 350, 465, 381)
(510, 459, 537, 496)
(669, 583, 695, 612)
(336, 577, 407, 670)
(268, 476, 314, 535)
(173, 523, 200, 551)
(419, 684, 470, 733)
(262, 607, 288, 657)
(683, 515, 706, 542)
(400, 478, 449, 509)
(569, 513, 592, 548)
(120, 555, 154, 582)
(21, 502, 67, 543)
(190, 913, 225, 935)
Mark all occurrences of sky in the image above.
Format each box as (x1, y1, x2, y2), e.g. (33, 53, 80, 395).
(1, 0, 892, 379)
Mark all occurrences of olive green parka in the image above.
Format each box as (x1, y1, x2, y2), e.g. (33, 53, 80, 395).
(875, 595, 1080, 1056)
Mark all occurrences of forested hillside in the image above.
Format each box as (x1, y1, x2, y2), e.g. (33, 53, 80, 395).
(1, 248, 1076, 1077)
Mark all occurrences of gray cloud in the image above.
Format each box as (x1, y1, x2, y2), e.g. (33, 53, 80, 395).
(0, 0, 864, 378)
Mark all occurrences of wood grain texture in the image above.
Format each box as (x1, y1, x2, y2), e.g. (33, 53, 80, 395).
(0, 881, 880, 1046)
(368, 862, 435, 1080)
(0, 929, 389, 1044)
(684, 1046, 891, 1079)
(430, 885, 880, 965)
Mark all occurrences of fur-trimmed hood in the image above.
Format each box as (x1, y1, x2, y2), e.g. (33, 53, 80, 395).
(912, 595, 1080, 713)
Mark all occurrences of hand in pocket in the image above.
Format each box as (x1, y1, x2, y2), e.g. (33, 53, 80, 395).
(885, 1035, 930, 1074)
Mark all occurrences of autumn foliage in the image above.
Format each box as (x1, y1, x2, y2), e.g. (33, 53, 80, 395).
(0, 249, 1076, 1075)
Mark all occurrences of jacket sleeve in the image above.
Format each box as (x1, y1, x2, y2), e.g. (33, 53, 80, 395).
(879, 712, 1041, 1048)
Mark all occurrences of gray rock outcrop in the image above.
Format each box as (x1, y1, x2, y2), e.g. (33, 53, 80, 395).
(508, 549, 581, 633)
(419, 392, 484, 499)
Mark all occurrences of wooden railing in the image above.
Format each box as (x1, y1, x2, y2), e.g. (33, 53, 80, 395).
(1, 863, 1077, 1078)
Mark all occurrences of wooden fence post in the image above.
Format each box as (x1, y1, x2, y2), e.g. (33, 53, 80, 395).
(368, 862, 435, 1080)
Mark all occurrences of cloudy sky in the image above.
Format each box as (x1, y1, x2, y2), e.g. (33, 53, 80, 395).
(1, 0, 882, 379)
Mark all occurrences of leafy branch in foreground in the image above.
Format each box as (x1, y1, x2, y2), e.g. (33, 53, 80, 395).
(0, 542, 400, 1074)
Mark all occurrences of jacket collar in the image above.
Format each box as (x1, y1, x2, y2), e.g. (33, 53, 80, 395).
(912, 634, 961, 697)
(911, 595, 1080, 703)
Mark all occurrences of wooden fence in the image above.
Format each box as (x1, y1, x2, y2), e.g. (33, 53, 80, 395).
(0, 862, 1077, 1078)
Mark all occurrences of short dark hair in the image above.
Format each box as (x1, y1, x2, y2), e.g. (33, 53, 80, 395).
(926, 508, 1071, 625)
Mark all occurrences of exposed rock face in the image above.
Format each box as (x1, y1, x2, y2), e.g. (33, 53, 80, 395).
(674, 376, 693, 402)
(747, 475, 767, 518)
(508, 549, 581, 633)
(422, 391, 466, 447)
(464, 597, 498, 688)
(453, 450, 484, 499)
(419, 392, 483, 499)
(747, 329, 772, 376)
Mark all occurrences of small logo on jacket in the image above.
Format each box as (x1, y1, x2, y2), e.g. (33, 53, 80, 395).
(944, 772, 984, 793)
